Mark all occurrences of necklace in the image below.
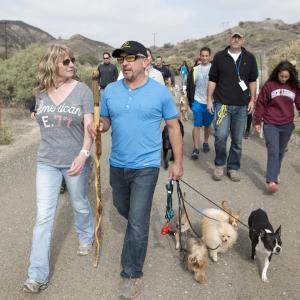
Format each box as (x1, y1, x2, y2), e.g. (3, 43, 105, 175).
(54, 79, 69, 92)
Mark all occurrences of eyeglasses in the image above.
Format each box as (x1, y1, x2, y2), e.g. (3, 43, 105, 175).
(103, 56, 110, 59)
(62, 57, 76, 66)
(117, 54, 146, 64)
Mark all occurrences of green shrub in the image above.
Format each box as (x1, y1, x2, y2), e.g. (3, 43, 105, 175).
(0, 124, 13, 145)
(77, 53, 99, 66)
(0, 46, 96, 104)
(0, 45, 43, 103)
(268, 39, 300, 74)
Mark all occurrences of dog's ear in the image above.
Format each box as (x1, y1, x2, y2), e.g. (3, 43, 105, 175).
(275, 225, 281, 237)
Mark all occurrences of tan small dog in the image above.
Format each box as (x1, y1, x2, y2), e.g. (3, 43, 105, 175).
(174, 209, 190, 250)
(200, 201, 239, 262)
(221, 200, 240, 229)
(179, 95, 189, 122)
(200, 219, 238, 262)
(201, 201, 240, 230)
(186, 238, 209, 283)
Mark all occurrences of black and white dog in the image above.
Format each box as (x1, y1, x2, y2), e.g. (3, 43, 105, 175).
(162, 119, 184, 170)
(248, 209, 282, 282)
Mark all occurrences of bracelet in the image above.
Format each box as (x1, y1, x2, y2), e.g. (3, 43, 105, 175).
(80, 149, 90, 157)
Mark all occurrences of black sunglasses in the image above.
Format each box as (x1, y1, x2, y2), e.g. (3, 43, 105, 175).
(62, 57, 76, 66)
(103, 56, 110, 59)
(117, 54, 146, 64)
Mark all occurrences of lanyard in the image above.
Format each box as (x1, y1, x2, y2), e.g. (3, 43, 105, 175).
(234, 51, 243, 81)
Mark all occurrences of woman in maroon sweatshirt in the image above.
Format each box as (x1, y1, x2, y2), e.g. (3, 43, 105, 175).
(254, 61, 300, 193)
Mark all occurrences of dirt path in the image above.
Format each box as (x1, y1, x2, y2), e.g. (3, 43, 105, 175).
(0, 110, 299, 300)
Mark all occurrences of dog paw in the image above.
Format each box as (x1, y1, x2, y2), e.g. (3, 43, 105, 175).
(261, 276, 269, 283)
(210, 255, 218, 262)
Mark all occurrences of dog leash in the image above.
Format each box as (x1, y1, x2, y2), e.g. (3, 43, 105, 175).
(161, 179, 175, 236)
(161, 180, 221, 251)
(180, 179, 249, 229)
(176, 181, 220, 251)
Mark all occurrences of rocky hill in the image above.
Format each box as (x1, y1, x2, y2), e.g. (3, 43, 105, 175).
(0, 20, 54, 50)
(152, 19, 300, 60)
(51, 34, 113, 57)
(1, 18, 300, 74)
(0, 20, 113, 59)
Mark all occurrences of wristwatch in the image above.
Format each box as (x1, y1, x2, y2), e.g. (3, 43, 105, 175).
(80, 149, 90, 157)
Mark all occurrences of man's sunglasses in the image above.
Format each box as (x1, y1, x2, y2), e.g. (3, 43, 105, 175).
(117, 54, 146, 64)
(62, 57, 76, 66)
(103, 56, 110, 59)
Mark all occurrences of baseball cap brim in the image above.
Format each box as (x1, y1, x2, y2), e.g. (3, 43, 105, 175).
(112, 48, 137, 57)
(231, 32, 244, 38)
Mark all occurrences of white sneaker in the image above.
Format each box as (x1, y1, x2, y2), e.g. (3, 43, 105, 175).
(23, 278, 48, 293)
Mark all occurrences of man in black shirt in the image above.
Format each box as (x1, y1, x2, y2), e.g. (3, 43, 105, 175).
(207, 31, 258, 182)
(154, 56, 171, 86)
(97, 52, 118, 97)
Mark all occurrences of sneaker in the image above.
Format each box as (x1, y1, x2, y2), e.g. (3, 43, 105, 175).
(119, 277, 144, 299)
(244, 131, 249, 139)
(267, 182, 278, 193)
(23, 278, 48, 293)
(77, 243, 93, 256)
(203, 143, 210, 153)
(213, 166, 224, 181)
(227, 170, 241, 182)
(191, 148, 199, 159)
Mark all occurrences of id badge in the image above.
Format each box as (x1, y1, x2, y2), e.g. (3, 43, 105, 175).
(239, 80, 248, 91)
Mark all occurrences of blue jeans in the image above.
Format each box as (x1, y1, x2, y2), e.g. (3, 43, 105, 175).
(28, 161, 94, 283)
(263, 123, 294, 182)
(110, 166, 159, 279)
(214, 101, 248, 170)
(181, 74, 187, 86)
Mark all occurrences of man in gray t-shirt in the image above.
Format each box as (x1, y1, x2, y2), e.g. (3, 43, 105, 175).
(190, 47, 214, 159)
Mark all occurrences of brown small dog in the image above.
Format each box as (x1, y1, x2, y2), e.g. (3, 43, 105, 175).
(186, 238, 209, 283)
(221, 200, 240, 230)
(174, 209, 190, 250)
(179, 95, 189, 122)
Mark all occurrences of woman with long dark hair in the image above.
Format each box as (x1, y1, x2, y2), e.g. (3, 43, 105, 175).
(254, 60, 300, 193)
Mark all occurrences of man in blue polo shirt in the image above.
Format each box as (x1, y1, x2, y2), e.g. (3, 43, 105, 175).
(93, 40, 183, 299)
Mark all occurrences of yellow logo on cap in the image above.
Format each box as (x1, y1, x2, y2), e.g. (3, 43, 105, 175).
(121, 42, 131, 48)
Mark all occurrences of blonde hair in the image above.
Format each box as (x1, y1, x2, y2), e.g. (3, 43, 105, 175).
(36, 44, 74, 93)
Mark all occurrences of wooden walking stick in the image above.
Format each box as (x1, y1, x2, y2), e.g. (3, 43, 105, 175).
(92, 69, 103, 267)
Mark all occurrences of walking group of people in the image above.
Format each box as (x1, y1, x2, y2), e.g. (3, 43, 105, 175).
(23, 30, 299, 299)
(186, 31, 300, 192)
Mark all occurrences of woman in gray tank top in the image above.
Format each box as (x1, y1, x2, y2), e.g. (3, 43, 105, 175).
(23, 45, 95, 293)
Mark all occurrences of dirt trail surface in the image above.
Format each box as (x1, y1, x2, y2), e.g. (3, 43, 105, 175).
(0, 108, 299, 300)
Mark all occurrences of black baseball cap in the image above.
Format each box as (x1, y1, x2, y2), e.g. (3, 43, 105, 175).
(112, 41, 147, 58)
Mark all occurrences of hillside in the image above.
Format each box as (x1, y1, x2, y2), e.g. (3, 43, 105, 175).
(0, 20, 113, 60)
(151, 19, 300, 64)
(0, 20, 54, 51)
(51, 34, 113, 58)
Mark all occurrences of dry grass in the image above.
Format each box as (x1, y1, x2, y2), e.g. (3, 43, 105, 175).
(0, 124, 13, 145)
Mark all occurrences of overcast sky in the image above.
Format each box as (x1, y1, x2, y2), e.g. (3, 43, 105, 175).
(1, 0, 300, 47)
